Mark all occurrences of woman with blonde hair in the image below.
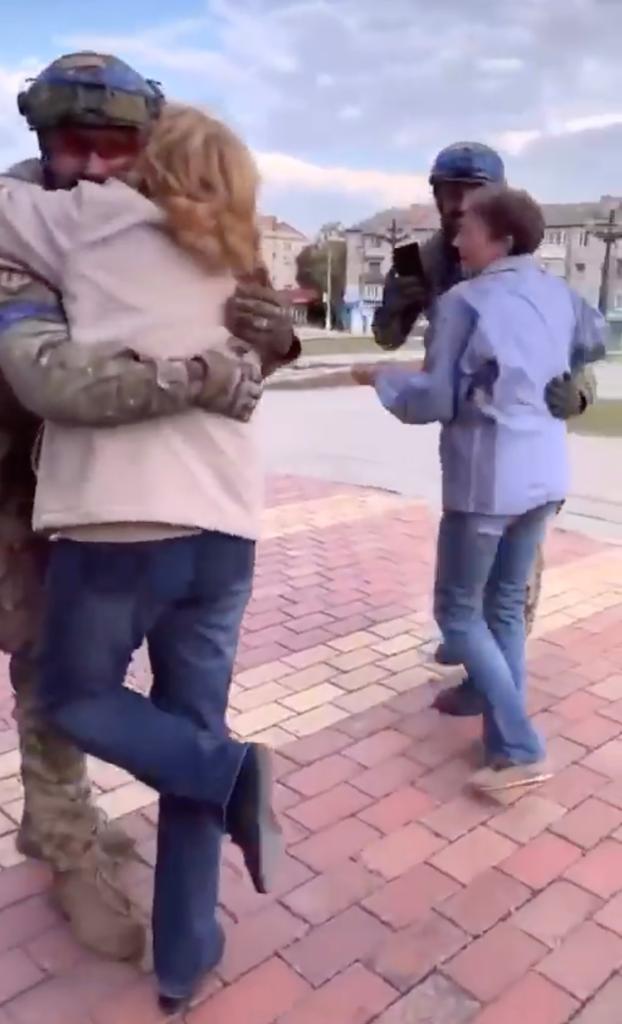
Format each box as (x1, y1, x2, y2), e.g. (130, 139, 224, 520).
(0, 102, 282, 1010)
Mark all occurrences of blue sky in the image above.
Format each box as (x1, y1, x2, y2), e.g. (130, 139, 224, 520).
(2, 0, 622, 235)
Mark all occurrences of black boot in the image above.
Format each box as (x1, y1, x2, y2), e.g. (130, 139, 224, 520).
(227, 743, 283, 894)
(432, 679, 485, 717)
(158, 921, 225, 1015)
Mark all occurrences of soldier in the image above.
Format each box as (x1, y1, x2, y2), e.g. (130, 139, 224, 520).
(373, 142, 595, 717)
(0, 52, 298, 961)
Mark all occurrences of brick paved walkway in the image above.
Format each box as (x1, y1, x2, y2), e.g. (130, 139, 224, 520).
(0, 476, 621, 1022)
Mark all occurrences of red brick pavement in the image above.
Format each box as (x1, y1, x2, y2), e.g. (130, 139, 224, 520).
(0, 476, 619, 1022)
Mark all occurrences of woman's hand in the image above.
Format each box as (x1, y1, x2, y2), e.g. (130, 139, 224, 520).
(351, 364, 379, 386)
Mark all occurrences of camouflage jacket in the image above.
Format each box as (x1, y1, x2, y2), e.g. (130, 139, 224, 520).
(0, 159, 297, 653)
(372, 229, 597, 407)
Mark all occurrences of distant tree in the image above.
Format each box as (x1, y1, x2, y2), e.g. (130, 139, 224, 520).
(317, 221, 345, 243)
(296, 238, 346, 325)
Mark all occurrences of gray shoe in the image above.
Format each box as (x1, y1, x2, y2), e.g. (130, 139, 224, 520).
(470, 759, 553, 793)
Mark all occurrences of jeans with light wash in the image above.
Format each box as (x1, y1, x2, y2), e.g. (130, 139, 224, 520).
(433, 505, 557, 764)
(37, 532, 254, 998)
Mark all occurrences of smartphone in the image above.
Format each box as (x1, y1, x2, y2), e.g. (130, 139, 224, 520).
(393, 241, 424, 278)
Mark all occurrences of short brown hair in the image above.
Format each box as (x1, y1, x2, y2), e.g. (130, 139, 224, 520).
(465, 185, 545, 256)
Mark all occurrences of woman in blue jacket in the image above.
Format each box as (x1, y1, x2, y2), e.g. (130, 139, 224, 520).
(354, 185, 605, 792)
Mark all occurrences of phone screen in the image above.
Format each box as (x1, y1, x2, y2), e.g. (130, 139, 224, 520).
(393, 241, 424, 278)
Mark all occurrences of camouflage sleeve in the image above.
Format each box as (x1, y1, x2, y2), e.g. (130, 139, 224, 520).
(0, 272, 203, 426)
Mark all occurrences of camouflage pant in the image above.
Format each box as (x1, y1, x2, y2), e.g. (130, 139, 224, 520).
(11, 646, 104, 872)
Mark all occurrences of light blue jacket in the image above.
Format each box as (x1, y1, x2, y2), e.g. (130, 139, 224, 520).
(375, 256, 606, 515)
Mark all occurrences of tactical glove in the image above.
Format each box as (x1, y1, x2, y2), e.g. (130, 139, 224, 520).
(545, 372, 587, 420)
(373, 270, 428, 351)
(191, 347, 263, 422)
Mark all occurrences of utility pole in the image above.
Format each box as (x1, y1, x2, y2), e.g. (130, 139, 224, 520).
(592, 209, 622, 315)
(325, 241, 332, 331)
(382, 217, 409, 254)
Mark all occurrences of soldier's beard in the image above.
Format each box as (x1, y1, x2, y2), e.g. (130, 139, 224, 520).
(441, 212, 462, 243)
(41, 157, 111, 192)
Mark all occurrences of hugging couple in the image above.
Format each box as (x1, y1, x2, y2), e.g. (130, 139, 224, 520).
(0, 53, 292, 1013)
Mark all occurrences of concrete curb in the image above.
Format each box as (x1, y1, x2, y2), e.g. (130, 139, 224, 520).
(267, 351, 423, 390)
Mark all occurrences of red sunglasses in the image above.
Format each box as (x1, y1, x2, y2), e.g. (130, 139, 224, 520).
(49, 127, 143, 161)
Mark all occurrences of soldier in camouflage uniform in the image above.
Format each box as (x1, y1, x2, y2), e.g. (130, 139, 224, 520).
(373, 142, 596, 717)
(0, 52, 299, 961)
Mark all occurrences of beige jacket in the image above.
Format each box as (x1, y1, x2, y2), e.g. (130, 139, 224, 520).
(0, 177, 263, 542)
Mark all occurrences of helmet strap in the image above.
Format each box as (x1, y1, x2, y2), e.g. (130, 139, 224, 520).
(36, 134, 54, 189)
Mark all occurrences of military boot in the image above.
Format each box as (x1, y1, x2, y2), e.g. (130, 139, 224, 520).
(51, 856, 146, 962)
(17, 809, 137, 863)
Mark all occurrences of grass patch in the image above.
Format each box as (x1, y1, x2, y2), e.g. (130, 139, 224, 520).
(300, 335, 383, 356)
(268, 369, 357, 390)
(569, 399, 622, 436)
(300, 334, 424, 357)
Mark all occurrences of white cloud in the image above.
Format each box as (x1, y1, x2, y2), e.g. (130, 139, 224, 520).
(0, 59, 44, 169)
(496, 110, 622, 156)
(3, 0, 622, 227)
(477, 57, 524, 74)
(495, 129, 542, 155)
(562, 111, 622, 133)
(58, 30, 243, 81)
(338, 105, 362, 121)
(256, 151, 428, 205)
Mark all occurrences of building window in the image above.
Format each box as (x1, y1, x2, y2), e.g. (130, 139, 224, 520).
(614, 293, 622, 310)
(367, 259, 382, 272)
(616, 259, 622, 278)
(579, 230, 589, 247)
(575, 262, 586, 273)
(546, 229, 567, 245)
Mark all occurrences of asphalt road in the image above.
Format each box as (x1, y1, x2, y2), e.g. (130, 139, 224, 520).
(259, 364, 622, 542)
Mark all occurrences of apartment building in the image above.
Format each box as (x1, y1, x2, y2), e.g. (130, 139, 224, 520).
(538, 198, 622, 310)
(344, 197, 622, 333)
(344, 205, 438, 333)
(259, 215, 309, 291)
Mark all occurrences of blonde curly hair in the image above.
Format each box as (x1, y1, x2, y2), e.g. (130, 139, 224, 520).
(134, 103, 261, 278)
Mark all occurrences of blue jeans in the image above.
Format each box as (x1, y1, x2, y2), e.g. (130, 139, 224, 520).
(38, 532, 254, 997)
(434, 505, 556, 764)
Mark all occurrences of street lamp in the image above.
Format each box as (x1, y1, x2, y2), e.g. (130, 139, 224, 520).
(325, 240, 333, 331)
(591, 209, 622, 315)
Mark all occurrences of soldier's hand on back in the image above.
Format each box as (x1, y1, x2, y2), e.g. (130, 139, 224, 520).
(544, 372, 586, 420)
(191, 348, 263, 423)
(225, 281, 295, 360)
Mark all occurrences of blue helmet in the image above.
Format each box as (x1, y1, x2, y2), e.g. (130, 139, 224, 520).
(17, 51, 164, 133)
(430, 142, 505, 187)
